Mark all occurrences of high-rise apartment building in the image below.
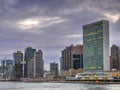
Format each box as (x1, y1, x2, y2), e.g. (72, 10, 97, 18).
(73, 45, 83, 70)
(24, 47, 36, 78)
(61, 44, 83, 71)
(110, 44, 120, 70)
(36, 50, 44, 78)
(1, 59, 14, 79)
(13, 51, 23, 80)
(50, 62, 58, 77)
(83, 20, 110, 71)
(27, 59, 34, 78)
(24, 47, 44, 78)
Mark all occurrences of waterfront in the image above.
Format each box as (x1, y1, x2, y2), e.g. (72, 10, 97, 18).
(0, 82, 120, 90)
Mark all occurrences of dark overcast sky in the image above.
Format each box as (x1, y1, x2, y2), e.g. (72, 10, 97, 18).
(0, 0, 120, 70)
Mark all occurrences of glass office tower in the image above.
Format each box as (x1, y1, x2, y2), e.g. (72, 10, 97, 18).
(83, 20, 110, 71)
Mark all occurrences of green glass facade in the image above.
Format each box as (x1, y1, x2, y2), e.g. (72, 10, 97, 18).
(83, 21, 104, 70)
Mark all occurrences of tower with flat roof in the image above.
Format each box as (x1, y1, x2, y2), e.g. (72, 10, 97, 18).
(83, 20, 110, 71)
(110, 44, 120, 70)
(14, 51, 23, 80)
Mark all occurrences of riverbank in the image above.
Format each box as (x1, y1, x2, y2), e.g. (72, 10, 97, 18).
(48, 80, 120, 84)
(0, 80, 120, 84)
(1, 79, 120, 84)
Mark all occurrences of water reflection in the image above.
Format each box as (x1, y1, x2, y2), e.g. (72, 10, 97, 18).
(87, 85, 108, 90)
(0, 82, 120, 90)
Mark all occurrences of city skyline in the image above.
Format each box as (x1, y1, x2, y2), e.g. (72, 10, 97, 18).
(0, 0, 120, 70)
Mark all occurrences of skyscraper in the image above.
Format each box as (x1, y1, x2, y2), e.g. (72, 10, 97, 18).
(36, 50, 44, 78)
(1, 59, 14, 79)
(50, 62, 58, 77)
(61, 44, 83, 71)
(24, 47, 36, 78)
(110, 44, 120, 70)
(14, 51, 23, 80)
(24, 47, 44, 78)
(83, 20, 110, 71)
(73, 45, 83, 70)
(61, 44, 73, 70)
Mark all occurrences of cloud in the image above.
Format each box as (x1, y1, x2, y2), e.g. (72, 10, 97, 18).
(103, 13, 120, 23)
(18, 17, 66, 30)
(62, 0, 120, 23)
(18, 18, 40, 29)
(67, 34, 82, 38)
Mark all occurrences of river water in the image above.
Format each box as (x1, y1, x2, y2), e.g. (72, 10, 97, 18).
(0, 82, 120, 90)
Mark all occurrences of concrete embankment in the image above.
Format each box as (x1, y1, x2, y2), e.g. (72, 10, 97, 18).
(48, 80, 120, 84)
(1, 79, 120, 84)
